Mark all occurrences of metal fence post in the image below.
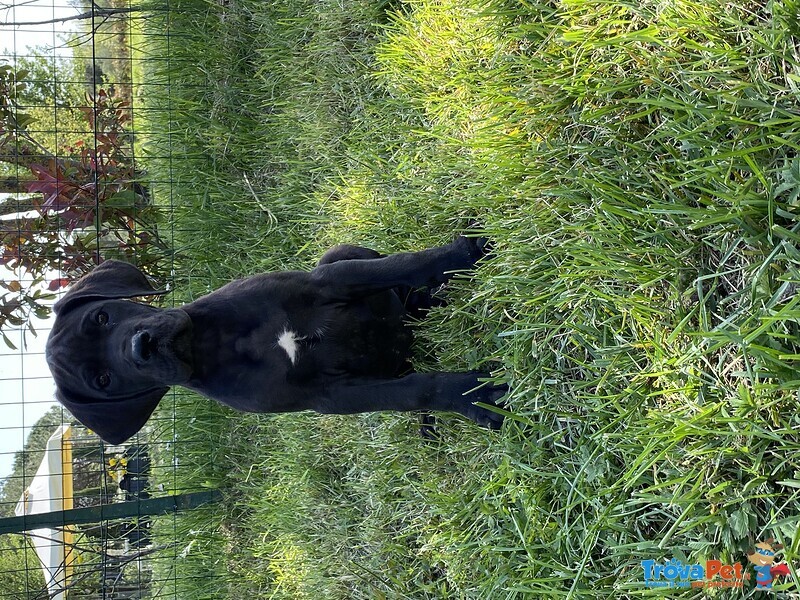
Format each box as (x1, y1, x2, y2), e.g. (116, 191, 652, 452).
(0, 490, 222, 535)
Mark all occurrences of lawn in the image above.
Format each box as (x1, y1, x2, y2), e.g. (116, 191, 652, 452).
(135, 0, 800, 596)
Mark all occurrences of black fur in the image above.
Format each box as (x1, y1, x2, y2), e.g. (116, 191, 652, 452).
(46, 237, 507, 443)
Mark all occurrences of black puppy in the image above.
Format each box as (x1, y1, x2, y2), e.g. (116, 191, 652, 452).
(45, 237, 507, 443)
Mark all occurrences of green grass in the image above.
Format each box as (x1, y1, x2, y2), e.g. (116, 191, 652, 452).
(133, 0, 800, 596)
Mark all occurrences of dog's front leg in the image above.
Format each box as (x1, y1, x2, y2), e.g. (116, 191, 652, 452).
(314, 373, 506, 429)
(311, 236, 490, 297)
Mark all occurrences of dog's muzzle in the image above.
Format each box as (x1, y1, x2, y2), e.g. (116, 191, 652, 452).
(131, 330, 157, 364)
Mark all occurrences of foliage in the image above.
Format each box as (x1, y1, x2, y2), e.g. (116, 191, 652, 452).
(0, 56, 170, 346)
(0, 535, 44, 599)
(26, 89, 165, 254)
(9, 48, 89, 157)
(14, 49, 84, 109)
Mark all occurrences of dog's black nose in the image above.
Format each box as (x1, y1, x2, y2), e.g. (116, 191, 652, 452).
(131, 330, 155, 363)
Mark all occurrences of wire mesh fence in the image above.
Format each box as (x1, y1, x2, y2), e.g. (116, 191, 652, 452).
(0, 2, 225, 597)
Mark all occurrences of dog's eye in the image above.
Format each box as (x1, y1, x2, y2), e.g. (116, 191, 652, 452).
(97, 373, 111, 389)
(96, 311, 109, 326)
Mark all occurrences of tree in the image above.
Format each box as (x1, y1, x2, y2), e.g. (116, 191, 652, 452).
(8, 48, 89, 162)
(0, 534, 44, 599)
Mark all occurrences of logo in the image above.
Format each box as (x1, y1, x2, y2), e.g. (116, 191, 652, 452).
(641, 559, 747, 589)
(640, 537, 793, 591)
(747, 538, 791, 590)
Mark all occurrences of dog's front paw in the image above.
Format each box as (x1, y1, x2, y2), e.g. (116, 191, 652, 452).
(453, 234, 494, 267)
(459, 378, 507, 430)
(466, 401, 505, 430)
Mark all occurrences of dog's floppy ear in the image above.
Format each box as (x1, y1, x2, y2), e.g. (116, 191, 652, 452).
(54, 260, 166, 315)
(57, 386, 169, 445)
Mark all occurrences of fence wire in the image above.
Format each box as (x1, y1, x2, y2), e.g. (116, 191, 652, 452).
(0, 2, 222, 598)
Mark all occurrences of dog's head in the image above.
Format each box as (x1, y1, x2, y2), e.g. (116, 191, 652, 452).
(46, 260, 194, 444)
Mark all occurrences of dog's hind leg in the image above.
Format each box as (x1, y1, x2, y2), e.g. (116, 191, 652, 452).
(396, 285, 447, 319)
(317, 245, 383, 265)
(311, 236, 490, 299)
(318, 243, 441, 313)
(318, 245, 446, 317)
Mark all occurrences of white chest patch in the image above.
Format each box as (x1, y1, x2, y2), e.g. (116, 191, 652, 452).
(276, 329, 302, 364)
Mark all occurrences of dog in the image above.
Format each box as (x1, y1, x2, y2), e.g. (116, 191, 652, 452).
(45, 236, 507, 444)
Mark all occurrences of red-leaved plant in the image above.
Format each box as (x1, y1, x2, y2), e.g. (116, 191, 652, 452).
(0, 85, 170, 348)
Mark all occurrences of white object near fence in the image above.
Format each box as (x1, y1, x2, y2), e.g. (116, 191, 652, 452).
(14, 424, 74, 599)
